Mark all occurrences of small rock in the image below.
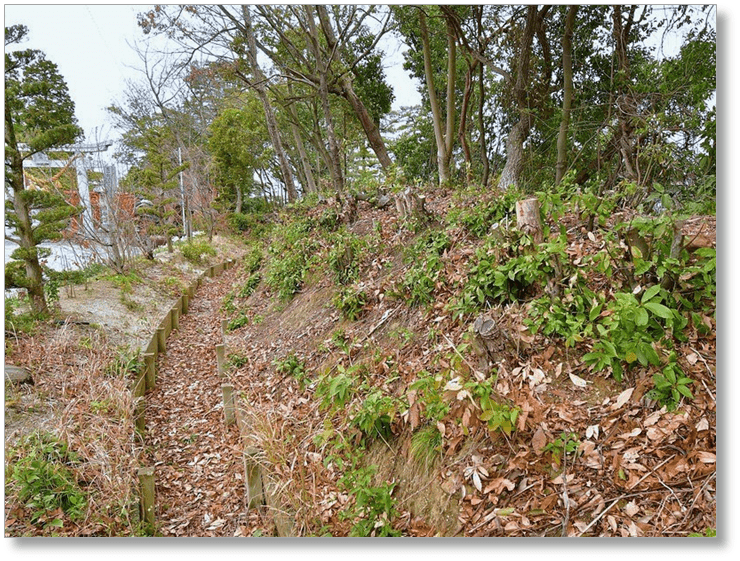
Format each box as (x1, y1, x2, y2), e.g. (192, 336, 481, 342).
(5, 364, 33, 385)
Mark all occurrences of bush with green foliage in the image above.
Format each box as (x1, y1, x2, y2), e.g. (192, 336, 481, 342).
(180, 239, 217, 264)
(333, 286, 368, 321)
(265, 218, 318, 300)
(447, 188, 520, 238)
(328, 231, 365, 286)
(273, 352, 310, 389)
(6, 432, 87, 529)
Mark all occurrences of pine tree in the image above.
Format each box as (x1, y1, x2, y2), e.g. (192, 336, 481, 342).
(5, 25, 83, 314)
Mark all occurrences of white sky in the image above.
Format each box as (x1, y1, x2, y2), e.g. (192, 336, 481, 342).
(3, 3, 421, 151)
(4, 4, 151, 145)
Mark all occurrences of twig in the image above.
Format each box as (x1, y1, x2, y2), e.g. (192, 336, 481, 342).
(574, 495, 622, 537)
(690, 345, 715, 381)
(561, 450, 570, 537)
(576, 456, 674, 537)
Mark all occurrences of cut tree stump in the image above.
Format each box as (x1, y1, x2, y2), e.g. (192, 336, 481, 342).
(470, 313, 505, 372)
(395, 187, 432, 223)
(515, 198, 543, 244)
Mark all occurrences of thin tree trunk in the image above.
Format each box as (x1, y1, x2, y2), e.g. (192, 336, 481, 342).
(556, 5, 578, 184)
(305, 5, 344, 194)
(419, 8, 452, 185)
(477, 61, 490, 187)
(497, 6, 538, 191)
(458, 60, 476, 183)
(5, 106, 49, 315)
(314, 6, 393, 171)
(241, 6, 298, 202)
(286, 84, 318, 195)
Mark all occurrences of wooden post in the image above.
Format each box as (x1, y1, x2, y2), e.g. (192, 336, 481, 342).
(182, 292, 189, 315)
(222, 384, 236, 425)
(156, 327, 166, 355)
(143, 352, 156, 390)
(161, 310, 172, 338)
(138, 467, 155, 528)
(244, 446, 264, 508)
(515, 198, 543, 244)
(216, 344, 226, 377)
(134, 397, 146, 435)
(171, 306, 179, 332)
(221, 319, 229, 343)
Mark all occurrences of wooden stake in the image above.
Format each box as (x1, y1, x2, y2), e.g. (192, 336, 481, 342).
(138, 467, 155, 527)
(221, 319, 229, 343)
(222, 384, 236, 425)
(134, 397, 145, 435)
(216, 344, 226, 377)
(156, 327, 166, 355)
(244, 446, 264, 508)
(143, 352, 155, 390)
(182, 292, 189, 315)
(171, 306, 179, 332)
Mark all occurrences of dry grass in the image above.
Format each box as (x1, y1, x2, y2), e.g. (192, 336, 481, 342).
(5, 322, 141, 535)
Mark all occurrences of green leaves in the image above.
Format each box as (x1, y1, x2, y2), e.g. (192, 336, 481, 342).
(647, 362, 694, 411)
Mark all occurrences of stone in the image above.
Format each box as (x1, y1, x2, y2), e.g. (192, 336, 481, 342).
(5, 364, 33, 385)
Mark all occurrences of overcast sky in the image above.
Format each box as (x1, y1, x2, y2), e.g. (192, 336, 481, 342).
(3, 3, 420, 151)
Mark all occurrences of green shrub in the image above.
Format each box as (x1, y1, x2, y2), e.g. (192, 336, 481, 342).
(238, 273, 261, 298)
(227, 311, 250, 331)
(273, 352, 309, 389)
(4, 296, 43, 335)
(333, 287, 368, 321)
(105, 347, 143, 379)
(350, 390, 401, 442)
(7, 432, 87, 529)
(337, 459, 400, 537)
(328, 231, 365, 285)
(582, 285, 688, 382)
(447, 189, 520, 238)
(265, 219, 318, 300)
(180, 239, 217, 264)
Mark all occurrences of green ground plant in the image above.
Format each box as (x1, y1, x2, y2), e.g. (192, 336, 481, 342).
(328, 231, 365, 286)
(6, 432, 87, 530)
(333, 286, 368, 321)
(180, 239, 217, 264)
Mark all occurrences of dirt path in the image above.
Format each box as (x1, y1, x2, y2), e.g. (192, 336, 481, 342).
(142, 267, 256, 537)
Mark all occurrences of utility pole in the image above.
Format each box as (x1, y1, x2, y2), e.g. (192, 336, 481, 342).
(21, 140, 113, 235)
(178, 146, 187, 238)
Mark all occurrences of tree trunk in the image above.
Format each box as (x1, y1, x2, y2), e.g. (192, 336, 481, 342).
(556, 5, 578, 184)
(306, 5, 344, 194)
(458, 60, 476, 183)
(315, 5, 393, 172)
(338, 75, 393, 170)
(498, 117, 532, 191)
(497, 6, 538, 191)
(235, 185, 243, 214)
(241, 6, 298, 202)
(5, 106, 49, 315)
(290, 120, 317, 195)
(419, 8, 452, 185)
(477, 59, 490, 187)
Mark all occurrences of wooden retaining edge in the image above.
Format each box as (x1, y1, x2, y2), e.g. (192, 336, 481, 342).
(133, 255, 244, 531)
(229, 384, 296, 535)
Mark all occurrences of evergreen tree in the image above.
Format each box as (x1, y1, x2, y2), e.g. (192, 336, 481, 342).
(5, 25, 82, 314)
